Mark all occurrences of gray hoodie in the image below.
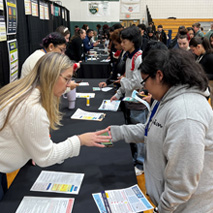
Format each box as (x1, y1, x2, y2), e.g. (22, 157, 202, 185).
(111, 85, 213, 212)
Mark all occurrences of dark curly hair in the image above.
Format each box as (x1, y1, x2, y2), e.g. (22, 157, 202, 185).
(41, 32, 66, 48)
(120, 26, 141, 50)
(140, 49, 208, 91)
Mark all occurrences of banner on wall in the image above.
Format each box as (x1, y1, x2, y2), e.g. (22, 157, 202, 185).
(62, 8, 64, 19)
(7, 39, 18, 82)
(39, 1, 49, 20)
(0, 0, 4, 10)
(121, 0, 140, 3)
(44, 3, 49, 20)
(31, 0, 38, 17)
(50, 3, 53, 15)
(6, 0, 17, 35)
(64, 9, 67, 21)
(54, 6, 59, 16)
(88, 2, 109, 16)
(39, 1, 44, 19)
(24, 0, 32, 15)
(121, 4, 140, 13)
(0, 15, 7, 41)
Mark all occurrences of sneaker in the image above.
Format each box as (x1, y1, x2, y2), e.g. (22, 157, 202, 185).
(134, 166, 144, 176)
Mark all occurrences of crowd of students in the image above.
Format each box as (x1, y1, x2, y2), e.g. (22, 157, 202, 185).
(0, 20, 213, 212)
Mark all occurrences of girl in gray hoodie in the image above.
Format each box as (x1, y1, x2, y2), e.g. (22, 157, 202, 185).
(109, 49, 213, 212)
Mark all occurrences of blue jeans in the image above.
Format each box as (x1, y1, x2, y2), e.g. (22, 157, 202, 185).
(0, 172, 7, 201)
(130, 109, 148, 170)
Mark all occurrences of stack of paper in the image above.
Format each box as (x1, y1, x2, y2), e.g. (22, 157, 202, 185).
(30, 171, 84, 194)
(15, 197, 75, 213)
(78, 82, 89, 86)
(15, 170, 84, 213)
(98, 100, 120, 111)
(92, 184, 154, 213)
(71, 108, 105, 121)
(76, 93, 95, 98)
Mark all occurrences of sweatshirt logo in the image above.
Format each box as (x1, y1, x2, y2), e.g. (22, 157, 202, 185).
(152, 119, 163, 128)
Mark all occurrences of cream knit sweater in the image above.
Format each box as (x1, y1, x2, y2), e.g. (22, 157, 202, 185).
(0, 89, 81, 173)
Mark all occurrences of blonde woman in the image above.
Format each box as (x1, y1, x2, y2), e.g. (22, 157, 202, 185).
(0, 52, 110, 200)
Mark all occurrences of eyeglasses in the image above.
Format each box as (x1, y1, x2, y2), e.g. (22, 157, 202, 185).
(60, 74, 72, 85)
(141, 75, 150, 86)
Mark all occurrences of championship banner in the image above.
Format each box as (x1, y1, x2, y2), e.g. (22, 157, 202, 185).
(121, 4, 140, 13)
(88, 2, 109, 16)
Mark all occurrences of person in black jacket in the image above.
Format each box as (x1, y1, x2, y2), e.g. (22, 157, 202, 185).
(65, 29, 86, 62)
(156, 25, 167, 45)
(147, 27, 157, 41)
(137, 24, 149, 51)
(190, 37, 213, 106)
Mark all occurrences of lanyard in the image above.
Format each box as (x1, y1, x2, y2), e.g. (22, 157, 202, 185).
(144, 101, 160, 137)
(42, 48, 47, 53)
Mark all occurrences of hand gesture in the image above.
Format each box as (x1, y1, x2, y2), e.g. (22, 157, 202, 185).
(110, 95, 118, 102)
(99, 82, 107, 88)
(78, 128, 111, 148)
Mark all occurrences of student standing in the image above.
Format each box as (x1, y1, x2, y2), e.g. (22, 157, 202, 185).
(110, 25, 142, 101)
(107, 49, 213, 212)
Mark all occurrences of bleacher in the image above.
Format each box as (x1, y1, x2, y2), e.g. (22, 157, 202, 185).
(153, 19, 213, 39)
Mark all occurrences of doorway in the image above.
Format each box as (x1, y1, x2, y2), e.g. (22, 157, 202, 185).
(120, 20, 140, 28)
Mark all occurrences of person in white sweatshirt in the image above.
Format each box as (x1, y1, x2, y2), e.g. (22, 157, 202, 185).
(21, 32, 67, 78)
(108, 49, 213, 212)
(110, 25, 143, 101)
(0, 52, 110, 200)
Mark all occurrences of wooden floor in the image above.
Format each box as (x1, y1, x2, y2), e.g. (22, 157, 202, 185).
(137, 173, 155, 212)
(7, 169, 155, 212)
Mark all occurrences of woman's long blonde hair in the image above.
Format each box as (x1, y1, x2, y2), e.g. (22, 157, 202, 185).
(0, 52, 73, 131)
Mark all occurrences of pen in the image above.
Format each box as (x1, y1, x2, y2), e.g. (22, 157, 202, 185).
(103, 100, 106, 109)
(101, 191, 112, 213)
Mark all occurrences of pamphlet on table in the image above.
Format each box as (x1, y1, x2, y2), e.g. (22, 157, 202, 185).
(98, 100, 120, 111)
(15, 196, 75, 213)
(71, 108, 106, 121)
(76, 93, 95, 98)
(30, 171, 84, 194)
(78, 82, 89, 86)
(92, 184, 154, 213)
(101, 87, 113, 92)
(93, 87, 113, 92)
(101, 59, 110, 62)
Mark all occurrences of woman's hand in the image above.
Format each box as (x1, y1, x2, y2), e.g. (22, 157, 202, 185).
(99, 82, 107, 88)
(110, 95, 118, 102)
(78, 128, 111, 148)
(69, 81, 79, 90)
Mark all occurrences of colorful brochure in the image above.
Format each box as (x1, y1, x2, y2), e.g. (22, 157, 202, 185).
(92, 184, 154, 213)
(98, 100, 120, 111)
(71, 108, 105, 121)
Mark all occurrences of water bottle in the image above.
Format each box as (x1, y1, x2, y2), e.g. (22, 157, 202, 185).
(63, 88, 76, 109)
